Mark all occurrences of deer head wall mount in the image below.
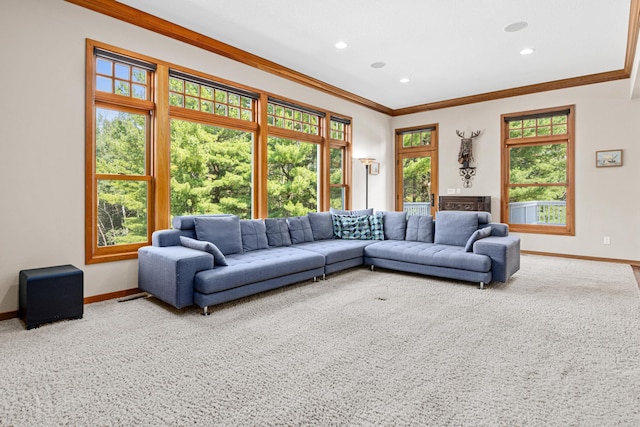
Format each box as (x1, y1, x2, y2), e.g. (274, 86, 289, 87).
(456, 130, 481, 188)
(456, 130, 481, 168)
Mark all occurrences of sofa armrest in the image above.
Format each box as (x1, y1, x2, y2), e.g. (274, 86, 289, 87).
(473, 236, 520, 283)
(138, 245, 213, 309)
(152, 229, 183, 247)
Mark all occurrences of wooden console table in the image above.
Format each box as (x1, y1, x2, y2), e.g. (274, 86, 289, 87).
(439, 196, 491, 212)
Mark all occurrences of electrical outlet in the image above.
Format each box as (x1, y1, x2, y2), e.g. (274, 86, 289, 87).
(456, 188, 461, 194)
(447, 188, 455, 195)
(603, 236, 611, 245)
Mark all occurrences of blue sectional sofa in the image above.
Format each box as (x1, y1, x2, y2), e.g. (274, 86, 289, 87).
(138, 209, 520, 314)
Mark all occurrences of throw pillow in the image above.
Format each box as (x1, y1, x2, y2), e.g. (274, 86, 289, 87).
(240, 219, 269, 252)
(369, 212, 384, 240)
(193, 215, 243, 255)
(434, 211, 479, 247)
(179, 236, 228, 266)
(334, 214, 372, 240)
(287, 216, 314, 244)
(380, 211, 407, 240)
(330, 207, 374, 216)
(307, 212, 334, 241)
(265, 218, 292, 247)
(464, 226, 492, 252)
(405, 215, 434, 243)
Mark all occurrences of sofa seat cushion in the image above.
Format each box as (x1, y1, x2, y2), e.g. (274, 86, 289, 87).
(365, 241, 491, 272)
(194, 247, 325, 294)
(295, 240, 376, 264)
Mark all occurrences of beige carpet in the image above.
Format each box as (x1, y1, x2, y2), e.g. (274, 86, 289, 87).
(0, 254, 638, 426)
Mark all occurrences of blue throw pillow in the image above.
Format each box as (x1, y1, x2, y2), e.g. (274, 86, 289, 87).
(307, 212, 334, 241)
(369, 212, 384, 240)
(380, 211, 407, 240)
(265, 218, 292, 247)
(287, 216, 314, 244)
(405, 215, 433, 243)
(240, 219, 269, 252)
(465, 226, 492, 252)
(179, 236, 228, 266)
(434, 211, 479, 247)
(193, 215, 243, 255)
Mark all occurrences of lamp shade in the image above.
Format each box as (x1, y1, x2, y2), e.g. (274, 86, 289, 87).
(358, 157, 375, 166)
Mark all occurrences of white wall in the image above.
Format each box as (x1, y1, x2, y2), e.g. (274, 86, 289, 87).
(392, 80, 640, 262)
(1, 0, 637, 315)
(0, 0, 392, 314)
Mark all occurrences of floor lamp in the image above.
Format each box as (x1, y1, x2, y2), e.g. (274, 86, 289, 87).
(358, 158, 375, 209)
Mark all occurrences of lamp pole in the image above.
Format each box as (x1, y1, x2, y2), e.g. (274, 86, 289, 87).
(358, 158, 375, 209)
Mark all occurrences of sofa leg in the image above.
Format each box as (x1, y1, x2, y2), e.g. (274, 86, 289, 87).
(370, 265, 375, 272)
(478, 282, 485, 290)
(322, 273, 326, 281)
(313, 276, 318, 282)
(202, 306, 209, 316)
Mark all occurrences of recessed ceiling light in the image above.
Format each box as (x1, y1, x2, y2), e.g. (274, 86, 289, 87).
(504, 21, 528, 32)
(370, 62, 386, 69)
(520, 47, 535, 55)
(400, 78, 410, 83)
(335, 41, 348, 49)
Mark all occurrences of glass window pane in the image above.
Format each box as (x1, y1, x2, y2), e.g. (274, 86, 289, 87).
(201, 100, 213, 113)
(185, 96, 199, 110)
(95, 108, 146, 175)
(201, 86, 213, 100)
(132, 84, 146, 100)
(330, 186, 345, 210)
(267, 137, 318, 217)
(215, 104, 227, 116)
(132, 68, 146, 84)
(115, 80, 130, 96)
(170, 120, 253, 219)
(228, 94, 240, 106)
(508, 186, 567, 226)
(241, 97, 252, 109)
(96, 58, 113, 76)
(215, 89, 227, 103)
(241, 109, 252, 121)
(186, 82, 199, 97)
(509, 144, 566, 184)
(330, 147, 343, 184)
(114, 63, 130, 80)
(97, 179, 148, 246)
(169, 77, 184, 92)
(402, 156, 431, 204)
(229, 107, 240, 119)
(169, 93, 184, 107)
(96, 76, 112, 93)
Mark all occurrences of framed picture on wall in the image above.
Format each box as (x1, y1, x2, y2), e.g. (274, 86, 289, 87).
(369, 162, 380, 175)
(596, 149, 623, 167)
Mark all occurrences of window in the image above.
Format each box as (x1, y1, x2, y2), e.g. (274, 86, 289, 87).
(86, 47, 156, 263)
(86, 41, 352, 262)
(501, 106, 575, 235)
(329, 117, 351, 210)
(395, 125, 438, 216)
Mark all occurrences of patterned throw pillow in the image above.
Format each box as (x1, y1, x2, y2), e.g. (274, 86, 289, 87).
(332, 214, 372, 240)
(369, 212, 384, 240)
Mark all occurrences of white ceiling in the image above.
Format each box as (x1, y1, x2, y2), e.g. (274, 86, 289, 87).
(119, 0, 631, 110)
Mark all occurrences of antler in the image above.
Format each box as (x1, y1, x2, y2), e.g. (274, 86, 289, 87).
(456, 130, 465, 138)
(470, 130, 481, 138)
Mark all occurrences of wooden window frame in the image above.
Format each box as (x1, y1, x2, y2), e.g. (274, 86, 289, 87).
(86, 40, 353, 262)
(395, 124, 439, 215)
(328, 117, 352, 211)
(500, 105, 575, 235)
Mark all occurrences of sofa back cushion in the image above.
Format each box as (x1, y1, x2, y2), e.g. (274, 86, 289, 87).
(194, 215, 243, 255)
(287, 216, 314, 244)
(307, 212, 334, 241)
(405, 215, 434, 243)
(172, 214, 233, 231)
(240, 219, 269, 252)
(265, 218, 292, 247)
(380, 211, 407, 240)
(434, 211, 478, 247)
(330, 207, 374, 216)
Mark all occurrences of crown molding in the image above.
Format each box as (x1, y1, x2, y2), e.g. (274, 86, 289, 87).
(66, 0, 639, 117)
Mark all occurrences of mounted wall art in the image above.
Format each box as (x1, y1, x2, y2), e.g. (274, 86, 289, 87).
(596, 149, 623, 167)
